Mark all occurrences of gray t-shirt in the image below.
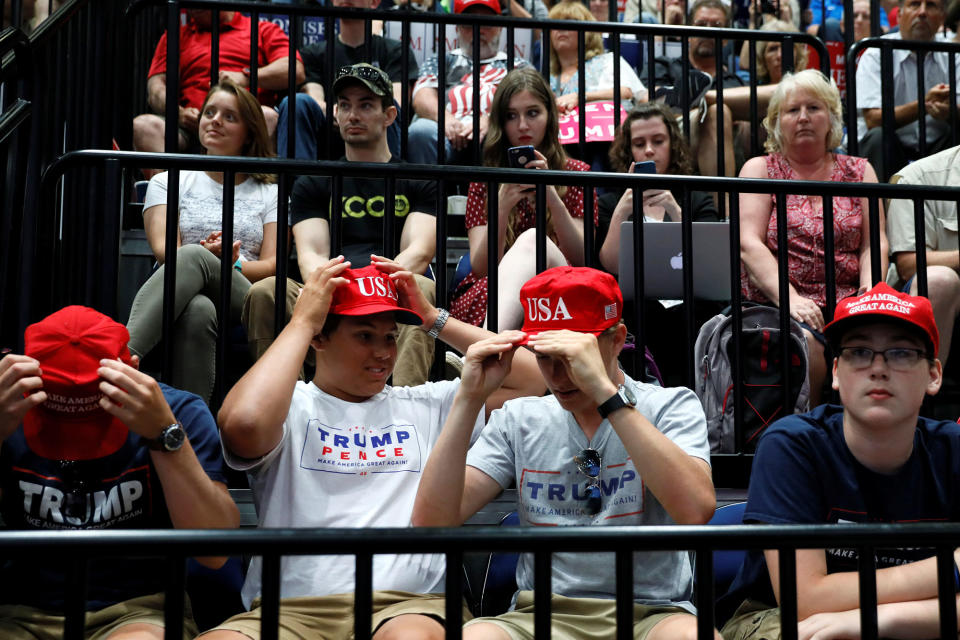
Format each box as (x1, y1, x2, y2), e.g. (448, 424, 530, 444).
(466, 372, 710, 612)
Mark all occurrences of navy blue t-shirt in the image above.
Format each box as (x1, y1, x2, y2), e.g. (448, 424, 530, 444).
(0, 384, 227, 612)
(718, 404, 960, 623)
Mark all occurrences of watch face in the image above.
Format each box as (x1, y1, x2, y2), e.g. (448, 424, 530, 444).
(621, 385, 637, 406)
(162, 424, 185, 451)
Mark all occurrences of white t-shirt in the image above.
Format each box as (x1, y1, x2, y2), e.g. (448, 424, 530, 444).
(226, 379, 484, 609)
(466, 373, 710, 611)
(144, 170, 278, 262)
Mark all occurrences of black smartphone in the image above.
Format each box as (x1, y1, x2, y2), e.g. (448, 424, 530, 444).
(633, 160, 657, 174)
(507, 145, 536, 169)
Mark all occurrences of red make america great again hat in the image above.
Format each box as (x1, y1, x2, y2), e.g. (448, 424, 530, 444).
(23, 306, 132, 461)
(329, 265, 423, 325)
(518, 266, 622, 344)
(824, 282, 940, 355)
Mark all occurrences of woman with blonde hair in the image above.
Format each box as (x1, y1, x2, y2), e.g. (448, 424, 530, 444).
(548, 1, 647, 114)
(126, 79, 278, 402)
(450, 67, 596, 329)
(739, 69, 887, 405)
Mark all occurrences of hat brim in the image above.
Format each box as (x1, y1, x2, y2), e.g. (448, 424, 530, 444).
(332, 76, 390, 100)
(515, 328, 604, 346)
(23, 406, 129, 461)
(337, 302, 424, 326)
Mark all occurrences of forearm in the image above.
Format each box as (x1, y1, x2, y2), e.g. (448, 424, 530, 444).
(864, 102, 919, 129)
(792, 554, 951, 619)
(895, 250, 960, 280)
(707, 85, 776, 120)
(599, 206, 631, 274)
(256, 57, 305, 91)
(147, 76, 167, 114)
(741, 242, 791, 304)
(420, 309, 544, 404)
(296, 247, 330, 283)
(584, 87, 632, 103)
(550, 200, 586, 266)
(393, 244, 433, 275)
(152, 443, 239, 531)
(411, 393, 484, 526)
(413, 88, 440, 121)
(239, 256, 276, 283)
(608, 409, 715, 524)
(876, 596, 960, 638)
(218, 320, 313, 458)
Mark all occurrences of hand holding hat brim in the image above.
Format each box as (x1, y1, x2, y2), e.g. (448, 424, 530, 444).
(293, 257, 353, 337)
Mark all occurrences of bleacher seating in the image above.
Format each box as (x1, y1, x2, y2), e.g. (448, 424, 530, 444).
(4, 0, 960, 637)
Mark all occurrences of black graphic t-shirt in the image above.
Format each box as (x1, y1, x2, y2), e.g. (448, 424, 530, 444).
(290, 157, 437, 266)
(0, 384, 227, 612)
(718, 404, 960, 622)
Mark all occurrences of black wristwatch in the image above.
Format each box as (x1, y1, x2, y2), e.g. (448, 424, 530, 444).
(148, 423, 186, 452)
(597, 384, 637, 419)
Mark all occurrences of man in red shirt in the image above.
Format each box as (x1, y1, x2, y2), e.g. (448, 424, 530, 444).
(133, 9, 304, 174)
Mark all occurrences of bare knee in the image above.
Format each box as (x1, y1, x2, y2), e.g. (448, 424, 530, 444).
(196, 631, 253, 640)
(924, 266, 960, 307)
(372, 613, 445, 640)
(463, 621, 513, 640)
(133, 114, 166, 153)
(646, 612, 718, 640)
(103, 622, 165, 640)
(262, 106, 278, 139)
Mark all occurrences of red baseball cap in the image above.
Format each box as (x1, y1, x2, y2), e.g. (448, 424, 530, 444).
(824, 282, 940, 356)
(329, 265, 423, 326)
(518, 267, 623, 344)
(23, 306, 133, 461)
(455, 0, 501, 14)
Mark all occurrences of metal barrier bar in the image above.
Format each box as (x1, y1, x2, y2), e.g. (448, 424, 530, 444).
(445, 550, 464, 640)
(615, 549, 633, 640)
(163, 556, 186, 640)
(3, 523, 960, 638)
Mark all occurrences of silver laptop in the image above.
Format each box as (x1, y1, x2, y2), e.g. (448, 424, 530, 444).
(618, 221, 733, 301)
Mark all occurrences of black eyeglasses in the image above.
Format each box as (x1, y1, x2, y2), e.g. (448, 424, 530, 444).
(574, 448, 603, 516)
(838, 346, 928, 371)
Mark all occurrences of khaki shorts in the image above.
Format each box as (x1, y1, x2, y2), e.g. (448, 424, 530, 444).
(204, 590, 472, 640)
(720, 599, 781, 640)
(0, 592, 197, 640)
(464, 591, 693, 640)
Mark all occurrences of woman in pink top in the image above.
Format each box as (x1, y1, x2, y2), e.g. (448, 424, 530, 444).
(739, 69, 888, 405)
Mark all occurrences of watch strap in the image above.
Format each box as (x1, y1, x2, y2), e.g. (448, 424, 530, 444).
(597, 392, 627, 419)
(427, 308, 450, 339)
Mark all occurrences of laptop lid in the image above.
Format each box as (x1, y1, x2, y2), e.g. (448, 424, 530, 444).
(618, 221, 733, 301)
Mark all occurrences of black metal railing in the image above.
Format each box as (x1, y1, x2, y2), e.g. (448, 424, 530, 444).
(3, 522, 958, 640)
(847, 37, 960, 178)
(39, 151, 960, 441)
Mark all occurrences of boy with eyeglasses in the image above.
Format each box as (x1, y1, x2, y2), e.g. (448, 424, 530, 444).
(719, 282, 960, 639)
(413, 266, 717, 640)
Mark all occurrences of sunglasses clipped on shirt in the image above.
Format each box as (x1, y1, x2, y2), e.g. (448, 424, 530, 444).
(574, 448, 603, 516)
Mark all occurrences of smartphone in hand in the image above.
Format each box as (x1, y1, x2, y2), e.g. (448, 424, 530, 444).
(507, 145, 536, 169)
(633, 160, 657, 174)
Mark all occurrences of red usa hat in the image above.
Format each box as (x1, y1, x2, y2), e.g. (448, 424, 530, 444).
(824, 282, 939, 355)
(455, 0, 501, 13)
(518, 267, 622, 344)
(23, 306, 133, 461)
(329, 265, 423, 325)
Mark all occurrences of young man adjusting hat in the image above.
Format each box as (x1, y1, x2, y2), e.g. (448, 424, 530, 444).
(208, 257, 542, 640)
(413, 266, 718, 640)
(719, 283, 960, 639)
(0, 306, 238, 638)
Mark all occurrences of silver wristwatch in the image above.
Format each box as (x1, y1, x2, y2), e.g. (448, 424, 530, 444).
(427, 308, 450, 338)
(148, 423, 186, 452)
